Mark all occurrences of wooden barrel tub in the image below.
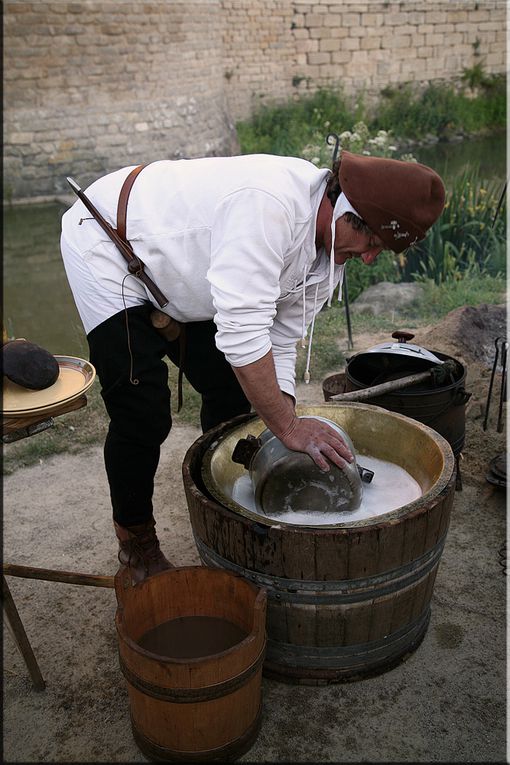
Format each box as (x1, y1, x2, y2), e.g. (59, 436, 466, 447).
(115, 566, 267, 761)
(182, 403, 456, 685)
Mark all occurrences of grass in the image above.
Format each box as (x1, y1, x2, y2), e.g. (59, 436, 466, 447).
(295, 271, 507, 384)
(374, 77, 506, 139)
(236, 76, 506, 158)
(4, 273, 505, 476)
(3, 360, 203, 476)
(5, 81, 506, 474)
(236, 88, 358, 157)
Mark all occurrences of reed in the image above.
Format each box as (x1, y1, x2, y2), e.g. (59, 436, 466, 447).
(406, 168, 506, 283)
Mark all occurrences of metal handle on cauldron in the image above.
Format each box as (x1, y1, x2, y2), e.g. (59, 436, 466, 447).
(328, 361, 458, 403)
(231, 434, 262, 469)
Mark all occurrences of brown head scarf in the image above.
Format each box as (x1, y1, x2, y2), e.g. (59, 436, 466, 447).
(339, 150, 446, 253)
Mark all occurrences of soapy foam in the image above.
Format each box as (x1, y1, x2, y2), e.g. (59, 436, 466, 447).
(231, 454, 422, 526)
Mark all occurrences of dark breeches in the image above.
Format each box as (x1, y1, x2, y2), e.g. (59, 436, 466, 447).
(87, 304, 251, 525)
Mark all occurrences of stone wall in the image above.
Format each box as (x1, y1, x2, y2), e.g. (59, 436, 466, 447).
(222, 0, 507, 119)
(4, 1, 239, 198)
(4, 0, 507, 200)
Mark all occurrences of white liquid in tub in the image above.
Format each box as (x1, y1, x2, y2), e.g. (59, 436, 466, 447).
(230, 454, 422, 526)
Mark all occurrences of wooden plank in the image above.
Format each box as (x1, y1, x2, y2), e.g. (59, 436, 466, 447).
(280, 529, 317, 580)
(2, 563, 114, 588)
(315, 603, 345, 647)
(314, 530, 350, 581)
(374, 519, 406, 573)
(3, 575, 46, 691)
(368, 591, 396, 642)
(343, 601, 372, 646)
(347, 526, 380, 578)
(402, 509, 429, 564)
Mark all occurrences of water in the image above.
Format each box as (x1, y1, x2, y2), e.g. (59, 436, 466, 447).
(3, 134, 505, 353)
(137, 615, 248, 659)
(231, 454, 422, 526)
(3, 203, 88, 358)
(414, 131, 506, 183)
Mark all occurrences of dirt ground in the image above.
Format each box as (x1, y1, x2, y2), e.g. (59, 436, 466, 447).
(3, 304, 507, 763)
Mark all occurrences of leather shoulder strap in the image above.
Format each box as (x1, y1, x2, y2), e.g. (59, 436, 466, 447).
(116, 164, 147, 242)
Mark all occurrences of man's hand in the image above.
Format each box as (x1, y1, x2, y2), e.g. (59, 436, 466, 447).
(232, 351, 353, 471)
(278, 415, 353, 472)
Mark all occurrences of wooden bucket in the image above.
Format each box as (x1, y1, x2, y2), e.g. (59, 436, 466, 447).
(115, 566, 267, 761)
(182, 403, 456, 685)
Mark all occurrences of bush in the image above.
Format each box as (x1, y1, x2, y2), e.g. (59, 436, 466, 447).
(236, 89, 356, 158)
(237, 76, 506, 156)
(406, 168, 507, 283)
(374, 75, 506, 138)
(341, 250, 401, 302)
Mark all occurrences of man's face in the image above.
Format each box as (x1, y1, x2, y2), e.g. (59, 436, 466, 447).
(331, 215, 385, 266)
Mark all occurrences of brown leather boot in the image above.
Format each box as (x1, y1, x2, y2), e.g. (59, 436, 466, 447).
(113, 516, 173, 584)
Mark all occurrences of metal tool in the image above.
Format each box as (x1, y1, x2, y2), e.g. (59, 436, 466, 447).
(326, 132, 354, 350)
(483, 337, 508, 432)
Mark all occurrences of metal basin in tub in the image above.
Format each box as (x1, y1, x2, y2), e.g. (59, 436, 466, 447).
(182, 403, 456, 684)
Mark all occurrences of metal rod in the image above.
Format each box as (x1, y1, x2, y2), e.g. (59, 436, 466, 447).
(326, 133, 341, 164)
(483, 338, 501, 431)
(3, 575, 46, 691)
(342, 270, 354, 350)
(497, 341, 507, 433)
(491, 181, 507, 228)
(2, 563, 115, 589)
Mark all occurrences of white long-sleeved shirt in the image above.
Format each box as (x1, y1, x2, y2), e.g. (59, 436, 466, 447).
(61, 155, 344, 397)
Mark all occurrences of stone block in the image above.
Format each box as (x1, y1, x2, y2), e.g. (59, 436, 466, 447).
(308, 51, 330, 64)
(342, 13, 361, 27)
(8, 132, 33, 144)
(342, 37, 360, 50)
(320, 38, 341, 52)
(329, 28, 349, 38)
(426, 33, 444, 46)
(304, 13, 325, 27)
(330, 50, 352, 64)
(360, 37, 382, 50)
(3, 0, 506, 199)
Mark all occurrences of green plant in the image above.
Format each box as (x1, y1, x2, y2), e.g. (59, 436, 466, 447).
(461, 61, 489, 90)
(294, 266, 506, 384)
(413, 271, 506, 319)
(373, 77, 505, 138)
(300, 120, 417, 169)
(406, 169, 506, 283)
(341, 251, 401, 302)
(236, 89, 357, 157)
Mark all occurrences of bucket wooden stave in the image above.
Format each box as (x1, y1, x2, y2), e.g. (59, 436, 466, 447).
(182, 403, 456, 685)
(115, 566, 267, 761)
